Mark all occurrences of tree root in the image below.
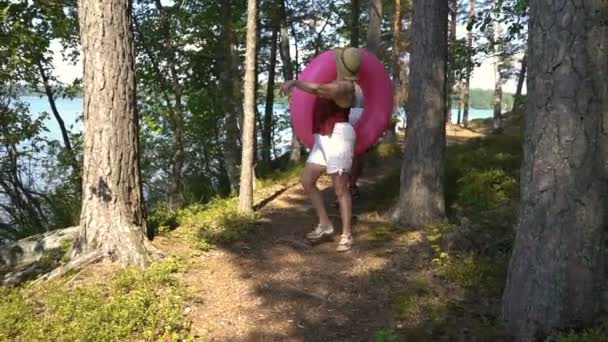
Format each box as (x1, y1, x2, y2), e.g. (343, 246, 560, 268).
(33, 251, 104, 284)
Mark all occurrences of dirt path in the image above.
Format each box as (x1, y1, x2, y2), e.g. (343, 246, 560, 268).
(156, 131, 487, 342)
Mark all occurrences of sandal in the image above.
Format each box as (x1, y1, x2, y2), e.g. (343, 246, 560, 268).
(336, 234, 353, 252)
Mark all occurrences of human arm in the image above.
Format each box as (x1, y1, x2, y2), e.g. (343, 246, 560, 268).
(280, 80, 346, 100)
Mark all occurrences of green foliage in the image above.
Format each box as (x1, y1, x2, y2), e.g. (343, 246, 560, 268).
(373, 329, 396, 342)
(394, 276, 448, 326)
(559, 325, 608, 342)
(148, 203, 178, 236)
(427, 221, 456, 264)
(178, 198, 257, 250)
(456, 169, 518, 211)
(373, 143, 402, 160)
(0, 259, 191, 341)
(257, 162, 304, 188)
(446, 135, 522, 213)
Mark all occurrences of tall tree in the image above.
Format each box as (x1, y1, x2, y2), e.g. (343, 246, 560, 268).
(350, 0, 361, 47)
(390, 0, 448, 227)
(153, 0, 186, 208)
(367, 0, 383, 54)
(462, 0, 475, 128)
(238, 0, 258, 213)
(512, 52, 527, 111)
(73, 0, 153, 267)
(382, 0, 402, 144)
(491, 12, 503, 132)
(278, 0, 302, 163)
(446, 0, 458, 125)
(502, 1, 608, 340)
(220, 0, 242, 194)
(262, 11, 279, 167)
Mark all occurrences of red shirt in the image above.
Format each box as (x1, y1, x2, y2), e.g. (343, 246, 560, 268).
(312, 97, 350, 136)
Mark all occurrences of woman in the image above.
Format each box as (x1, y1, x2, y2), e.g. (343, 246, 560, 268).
(280, 47, 361, 252)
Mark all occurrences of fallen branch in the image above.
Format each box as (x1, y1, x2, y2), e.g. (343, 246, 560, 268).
(33, 251, 104, 284)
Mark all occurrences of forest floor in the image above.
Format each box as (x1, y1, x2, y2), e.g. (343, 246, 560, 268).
(3, 116, 544, 341)
(151, 124, 505, 341)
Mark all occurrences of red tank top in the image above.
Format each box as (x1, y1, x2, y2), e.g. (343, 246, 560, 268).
(312, 97, 350, 136)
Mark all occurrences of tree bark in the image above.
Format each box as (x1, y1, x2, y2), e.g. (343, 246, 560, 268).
(446, 0, 458, 125)
(350, 0, 361, 47)
(492, 17, 502, 132)
(238, 0, 257, 213)
(457, 80, 463, 125)
(462, 0, 475, 128)
(512, 52, 527, 111)
(502, 1, 608, 340)
(36, 60, 79, 174)
(279, 0, 302, 163)
(390, 0, 447, 227)
(366, 0, 383, 54)
(76, 0, 152, 266)
(383, 0, 401, 144)
(262, 17, 279, 167)
(220, 0, 241, 194)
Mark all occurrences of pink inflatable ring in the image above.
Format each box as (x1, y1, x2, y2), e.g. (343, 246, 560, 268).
(290, 49, 393, 156)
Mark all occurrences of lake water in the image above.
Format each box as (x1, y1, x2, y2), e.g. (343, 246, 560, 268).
(23, 96, 496, 145)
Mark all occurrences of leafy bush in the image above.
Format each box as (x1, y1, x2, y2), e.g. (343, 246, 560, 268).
(446, 135, 522, 212)
(178, 197, 257, 250)
(0, 259, 191, 341)
(148, 203, 178, 236)
(456, 169, 518, 211)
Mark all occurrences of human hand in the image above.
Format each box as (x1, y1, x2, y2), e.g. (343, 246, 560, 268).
(280, 80, 295, 96)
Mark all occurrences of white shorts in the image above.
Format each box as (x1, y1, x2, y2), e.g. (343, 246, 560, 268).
(307, 123, 356, 175)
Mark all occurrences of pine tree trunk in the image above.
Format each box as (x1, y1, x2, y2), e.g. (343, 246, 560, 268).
(446, 0, 458, 125)
(279, 0, 302, 163)
(75, 0, 152, 266)
(457, 80, 463, 125)
(238, 0, 257, 213)
(366, 0, 383, 54)
(512, 52, 527, 111)
(383, 0, 401, 144)
(462, 0, 475, 128)
(262, 18, 279, 167)
(492, 18, 502, 132)
(350, 0, 361, 47)
(502, 1, 608, 340)
(390, 0, 447, 227)
(221, 0, 241, 194)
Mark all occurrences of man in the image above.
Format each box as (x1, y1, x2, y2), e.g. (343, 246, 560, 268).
(280, 47, 361, 252)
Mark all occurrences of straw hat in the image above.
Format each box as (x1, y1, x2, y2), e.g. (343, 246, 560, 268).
(334, 47, 362, 81)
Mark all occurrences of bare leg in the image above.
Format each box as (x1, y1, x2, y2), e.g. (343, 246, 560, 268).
(350, 156, 363, 187)
(332, 173, 352, 237)
(301, 163, 331, 226)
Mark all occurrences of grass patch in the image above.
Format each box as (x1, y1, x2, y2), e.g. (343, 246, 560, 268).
(178, 197, 257, 250)
(446, 134, 522, 214)
(395, 284, 448, 326)
(257, 162, 304, 188)
(373, 329, 397, 342)
(559, 325, 608, 342)
(364, 142, 402, 168)
(0, 259, 191, 341)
